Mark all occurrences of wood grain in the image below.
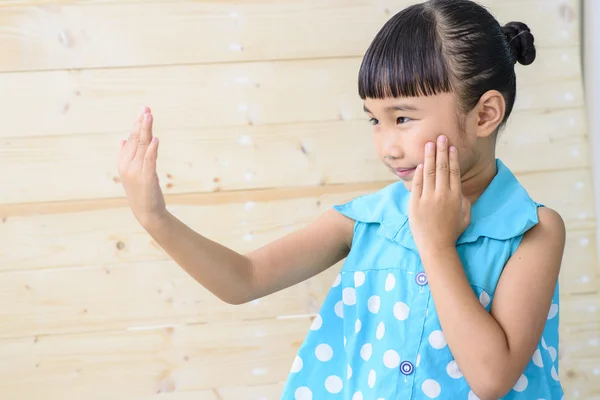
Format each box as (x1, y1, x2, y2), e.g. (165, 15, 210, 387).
(0, 0, 578, 72)
(0, 48, 583, 139)
(0, 318, 306, 400)
(0, 222, 595, 340)
(0, 191, 360, 272)
(0, 107, 588, 205)
(0, 170, 595, 273)
(0, 258, 330, 339)
(0, 310, 596, 399)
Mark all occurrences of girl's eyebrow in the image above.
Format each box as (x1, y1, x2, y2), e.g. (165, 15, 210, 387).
(363, 104, 419, 114)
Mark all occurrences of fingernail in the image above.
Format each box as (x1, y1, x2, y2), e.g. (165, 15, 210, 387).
(450, 146, 456, 153)
(417, 164, 423, 169)
(152, 137, 157, 143)
(438, 135, 447, 143)
(426, 142, 435, 151)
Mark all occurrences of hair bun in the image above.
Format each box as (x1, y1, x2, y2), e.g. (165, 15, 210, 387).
(502, 21, 536, 66)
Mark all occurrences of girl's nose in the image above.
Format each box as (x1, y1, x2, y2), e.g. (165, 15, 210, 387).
(383, 139, 404, 160)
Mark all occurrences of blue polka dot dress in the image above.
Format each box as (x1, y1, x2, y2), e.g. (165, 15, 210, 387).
(280, 159, 564, 399)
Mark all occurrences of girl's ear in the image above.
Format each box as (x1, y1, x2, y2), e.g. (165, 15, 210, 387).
(473, 90, 506, 138)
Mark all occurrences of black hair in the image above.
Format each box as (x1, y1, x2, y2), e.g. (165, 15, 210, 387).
(358, 0, 536, 129)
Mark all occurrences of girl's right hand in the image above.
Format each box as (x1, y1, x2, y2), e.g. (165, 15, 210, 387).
(117, 107, 167, 228)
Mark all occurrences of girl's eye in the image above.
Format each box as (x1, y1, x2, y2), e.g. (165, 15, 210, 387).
(397, 117, 411, 124)
(369, 118, 379, 126)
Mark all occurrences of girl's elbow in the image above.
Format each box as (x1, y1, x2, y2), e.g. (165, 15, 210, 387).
(470, 383, 510, 400)
(468, 366, 518, 400)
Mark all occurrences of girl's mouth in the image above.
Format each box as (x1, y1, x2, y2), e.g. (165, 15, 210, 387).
(395, 167, 416, 178)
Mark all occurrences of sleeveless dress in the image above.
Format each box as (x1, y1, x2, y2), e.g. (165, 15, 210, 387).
(280, 159, 563, 399)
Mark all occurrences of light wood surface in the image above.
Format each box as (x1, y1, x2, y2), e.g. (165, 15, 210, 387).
(1, 0, 597, 399)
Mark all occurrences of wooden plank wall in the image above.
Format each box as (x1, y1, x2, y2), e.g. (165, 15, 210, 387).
(0, 0, 598, 399)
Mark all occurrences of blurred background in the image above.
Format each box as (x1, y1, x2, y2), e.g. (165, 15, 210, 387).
(0, 0, 598, 399)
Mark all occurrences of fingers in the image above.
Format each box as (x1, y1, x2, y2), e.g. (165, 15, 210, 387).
(142, 137, 159, 176)
(411, 164, 424, 199)
(133, 112, 154, 166)
(422, 141, 436, 192)
(122, 108, 148, 160)
(449, 145, 461, 191)
(435, 135, 449, 190)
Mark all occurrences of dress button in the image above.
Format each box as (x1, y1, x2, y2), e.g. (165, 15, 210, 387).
(416, 272, 428, 286)
(400, 361, 414, 375)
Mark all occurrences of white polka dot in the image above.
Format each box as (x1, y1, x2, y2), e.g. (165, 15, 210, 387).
(416, 353, 421, 367)
(360, 343, 372, 361)
(533, 349, 544, 367)
(352, 392, 363, 400)
(394, 302, 410, 321)
(310, 314, 322, 331)
(355, 319, 362, 334)
(368, 296, 381, 314)
(385, 273, 396, 291)
(343, 288, 356, 305)
(354, 271, 365, 287)
(368, 369, 376, 388)
(315, 344, 333, 362)
(332, 274, 341, 287)
(479, 291, 491, 308)
(548, 304, 559, 319)
(347, 364, 352, 379)
(334, 301, 344, 318)
(422, 379, 441, 398)
(325, 375, 343, 393)
(468, 391, 481, 400)
(429, 330, 447, 349)
(446, 360, 463, 379)
(383, 349, 400, 368)
(290, 356, 303, 373)
(541, 337, 548, 349)
(548, 346, 557, 362)
(295, 386, 312, 400)
(513, 374, 528, 392)
(376, 321, 385, 340)
(344, 336, 347, 347)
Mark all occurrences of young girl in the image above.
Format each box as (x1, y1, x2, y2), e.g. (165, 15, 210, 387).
(117, 0, 566, 398)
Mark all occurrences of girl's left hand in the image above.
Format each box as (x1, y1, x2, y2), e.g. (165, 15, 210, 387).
(408, 135, 471, 253)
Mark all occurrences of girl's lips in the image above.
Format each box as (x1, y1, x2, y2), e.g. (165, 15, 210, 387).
(395, 167, 416, 178)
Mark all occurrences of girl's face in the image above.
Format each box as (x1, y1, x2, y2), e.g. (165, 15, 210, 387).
(363, 93, 488, 191)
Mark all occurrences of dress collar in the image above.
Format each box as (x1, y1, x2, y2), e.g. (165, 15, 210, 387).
(333, 159, 541, 252)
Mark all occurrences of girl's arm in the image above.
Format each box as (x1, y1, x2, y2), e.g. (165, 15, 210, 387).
(144, 208, 354, 305)
(409, 135, 566, 399)
(419, 207, 565, 400)
(118, 107, 354, 305)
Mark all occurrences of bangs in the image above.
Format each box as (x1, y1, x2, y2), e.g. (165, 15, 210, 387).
(358, 3, 452, 99)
